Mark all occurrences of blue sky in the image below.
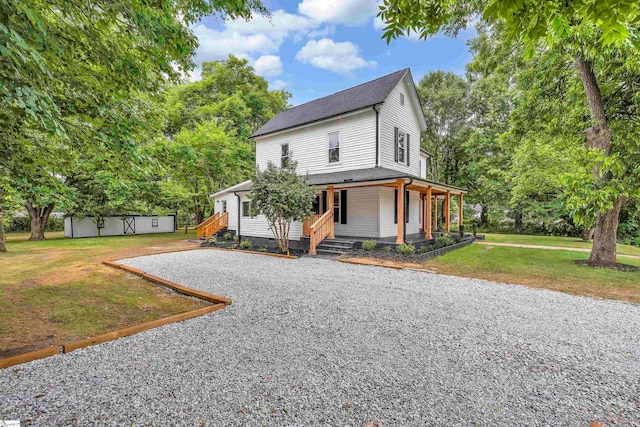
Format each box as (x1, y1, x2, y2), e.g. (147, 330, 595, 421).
(192, 0, 476, 106)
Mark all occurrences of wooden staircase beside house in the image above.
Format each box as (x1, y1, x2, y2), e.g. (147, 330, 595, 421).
(196, 212, 229, 241)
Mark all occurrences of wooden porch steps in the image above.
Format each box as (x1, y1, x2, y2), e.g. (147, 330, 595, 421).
(316, 238, 357, 256)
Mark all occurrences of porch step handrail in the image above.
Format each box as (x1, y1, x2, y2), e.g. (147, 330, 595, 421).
(309, 210, 333, 255)
(302, 214, 321, 237)
(196, 212, 220, 239)
(203, 211, 228, 241)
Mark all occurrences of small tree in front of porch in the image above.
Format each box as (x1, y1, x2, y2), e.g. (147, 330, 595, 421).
(249, 161, 315, 254)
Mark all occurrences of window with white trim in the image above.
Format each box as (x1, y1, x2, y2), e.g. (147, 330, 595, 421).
(397, 130, 407, 164)
(221, 200, 227, 214)
(328, 131, 340, 163)
(333, 192, 340, 223)
(281, 143, 289, 168)
(242, 201, 251, 217)
(400, 92, 405, 105)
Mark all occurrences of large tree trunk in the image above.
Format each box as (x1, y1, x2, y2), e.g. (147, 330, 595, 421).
(0, 194, 6, 253)
(480, 204, 489, 227)
(25, 200, 54, 241)
(590, 197, 625, 265)
(575, 55, 621, 266)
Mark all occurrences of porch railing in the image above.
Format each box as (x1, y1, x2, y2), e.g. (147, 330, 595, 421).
(205, 211, 228, 241)
(308, 210, 333, 255)
(302, 214, 321, 237)
(196, 212, 219, 239)
(197, 211, 229, 241)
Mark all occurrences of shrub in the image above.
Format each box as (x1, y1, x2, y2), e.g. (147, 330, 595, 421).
(396, 244, 415, 256)
(434, 236, 453, 249)
(208, 235, 217, 244)
(223, 231, 232, 240)
(382, 246, 392, 253)
(420, 246, 429, 254)
(362, 239, 377, 251)
(239, 239, 252, 249)
(6, 215, 65, 233)
(258, 247, 268, 252)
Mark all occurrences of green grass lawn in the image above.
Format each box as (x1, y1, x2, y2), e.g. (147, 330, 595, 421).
(0, 230, 205, 358)
(423, 244, 640, 303)
(482, 233, 640, 257)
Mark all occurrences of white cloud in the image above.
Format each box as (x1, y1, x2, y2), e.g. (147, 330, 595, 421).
(253, 55, 283, 77)
(192, 23, 277, 63)
(299, 0, 378, 26)
(307, 25, 336, 39)
(270, 80, 289, 90)
(224, 10, 313, 42)
(296, 38, 377, 74)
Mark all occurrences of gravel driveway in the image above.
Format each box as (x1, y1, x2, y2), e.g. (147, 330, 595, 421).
(1, 249, 639, 426)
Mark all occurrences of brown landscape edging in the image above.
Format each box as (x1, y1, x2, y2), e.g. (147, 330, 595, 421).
(0, 258, 232, 370)
(0, 346, 62, 370)
(103, 261, 232, 305)
(203, 246, 299, 259)
(63, 304, 225, 353)
(339, 257, 437, 273)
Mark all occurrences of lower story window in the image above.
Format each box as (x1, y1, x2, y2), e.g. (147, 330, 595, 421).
(221, 200, 227, 214)
(242, 201, 251, 217)
(333, 192, 340, 222)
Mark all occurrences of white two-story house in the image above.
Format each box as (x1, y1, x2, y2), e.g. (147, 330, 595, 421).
(210, 68, 465, 254)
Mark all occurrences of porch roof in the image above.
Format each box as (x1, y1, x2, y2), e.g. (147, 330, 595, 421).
(210, 167, 465, 198)
(305, 167, 465, 194)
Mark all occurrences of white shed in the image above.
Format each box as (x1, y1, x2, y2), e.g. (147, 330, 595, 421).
(64, 214, 176, 238)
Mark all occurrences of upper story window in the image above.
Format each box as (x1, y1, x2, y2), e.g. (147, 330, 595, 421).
(396, 129, 407, 165)
(281, 143, 289, 168)
(328, 131, 340, 163)
(400, 92, 405, 106)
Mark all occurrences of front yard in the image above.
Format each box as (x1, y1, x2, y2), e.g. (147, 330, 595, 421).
(2, 250, 638, 425)
(423, 235, 640, 303)
(0, 231, 208, 357)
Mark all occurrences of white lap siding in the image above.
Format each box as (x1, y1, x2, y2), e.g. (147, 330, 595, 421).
(238, 194, 302, 241)
(255, 110, 377, 175)
(334, 187, 379, 238)
(378, 187, 421, 238)
(379, 78, 422, 176)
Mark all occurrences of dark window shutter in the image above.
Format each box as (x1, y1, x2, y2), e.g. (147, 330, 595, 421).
(405, 190, 410, 223)
(322, 191, 327, 213)
(394, 189, 398, 224)
(406, 134, 410, 166)
(394, 127, 399, 163)
(340, 190, 347, 224)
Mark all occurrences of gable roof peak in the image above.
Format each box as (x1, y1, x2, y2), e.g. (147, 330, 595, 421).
(252, 68, 411, 138)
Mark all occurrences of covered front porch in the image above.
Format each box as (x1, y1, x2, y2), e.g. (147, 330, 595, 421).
(301, 168, 465, 255)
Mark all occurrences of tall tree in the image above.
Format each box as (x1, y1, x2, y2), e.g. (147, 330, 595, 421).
(379, 0, 640, 266)
(159, 55, 290, 224)
(417, 71, 471, 185)
(249, 161, 315, 255)
(1, 0, 268, 247)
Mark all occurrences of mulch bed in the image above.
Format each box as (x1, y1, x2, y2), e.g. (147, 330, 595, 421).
(351, 238, 476, 262)
(574, 260, 639, 272)
(202, 240, 305, 257)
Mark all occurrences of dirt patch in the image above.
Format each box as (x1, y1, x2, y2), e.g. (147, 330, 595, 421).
(573, 260, 639, 272)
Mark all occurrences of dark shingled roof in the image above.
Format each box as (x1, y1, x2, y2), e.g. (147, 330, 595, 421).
(305, 167, 465, 191)
(252, 69, 409, 138)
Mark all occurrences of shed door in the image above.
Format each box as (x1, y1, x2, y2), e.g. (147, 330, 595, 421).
(123, 217, 135, 234)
